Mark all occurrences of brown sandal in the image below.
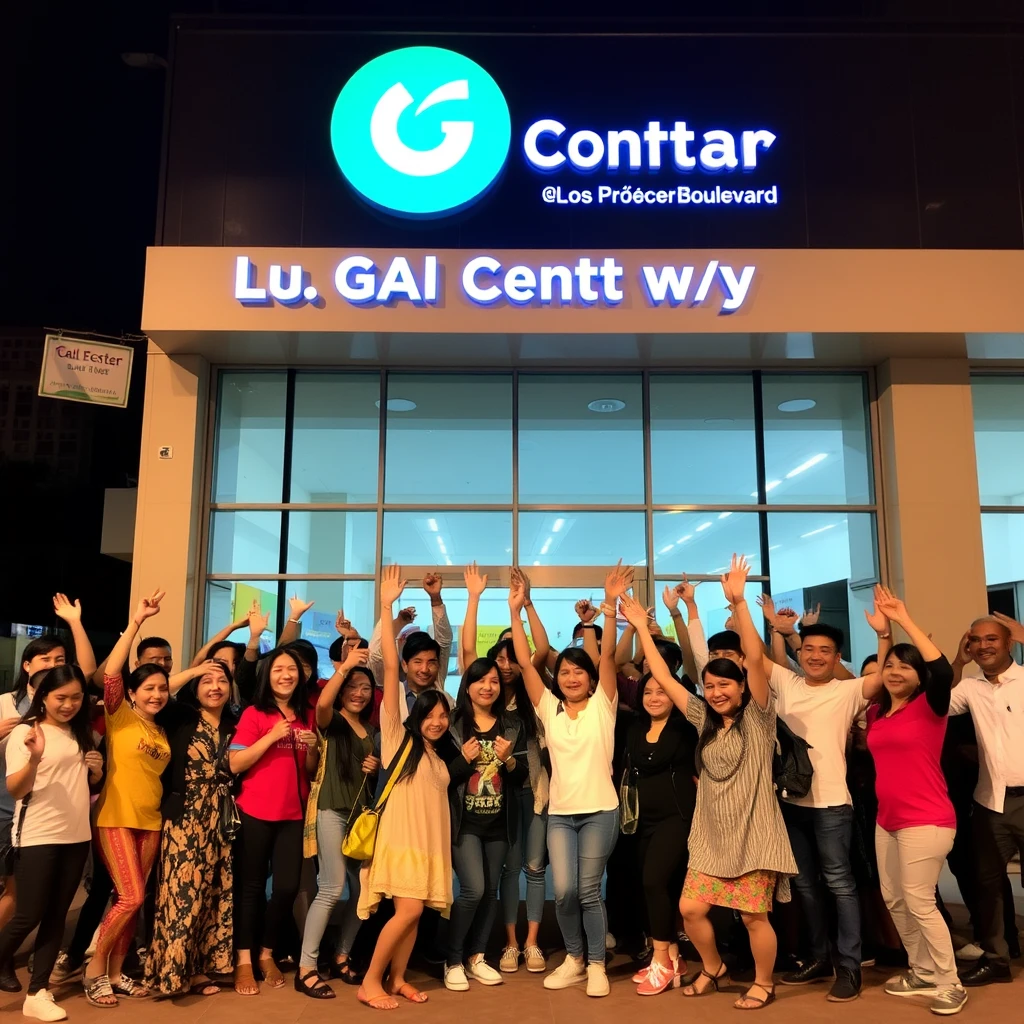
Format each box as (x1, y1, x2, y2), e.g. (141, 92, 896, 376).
(258, 957, 285, 989)
(233, 963, 259, 996)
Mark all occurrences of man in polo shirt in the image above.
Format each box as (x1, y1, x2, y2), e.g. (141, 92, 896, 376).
(763, 621, 886, 1002)
(950, 614, 1024, 987)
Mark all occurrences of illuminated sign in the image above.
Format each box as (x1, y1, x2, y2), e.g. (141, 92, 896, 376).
(330, 47, 780, 217)
(234, 254, 755, 313)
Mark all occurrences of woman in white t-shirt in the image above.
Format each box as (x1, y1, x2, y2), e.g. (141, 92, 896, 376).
(507, 561, 632, 999)
(0, 665, 102, 1021)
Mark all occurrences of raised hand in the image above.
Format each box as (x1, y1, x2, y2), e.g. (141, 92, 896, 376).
(575, 599, 598, 624)
(775, 606, 799, 635)
(677, 575, 700, 603)
(604, 560, 634, 602)
(53, 593, 82, 623)
(423, 572, 444, 600)
(802, 602, 822, 626)
(342, 646, 370, 672)
(873, 585, 908, 626)
(288, 594, 314, 620)
(25, 723, 45, 760)
(248, 602, 271, 637)
(662, 585, 680, 612)
(508, 575, 526, 614)
(335, 609, 357, 638)
(993, 611, 1024, 646)
(519, 567, 532, 601)
(618, 593, 650, 630)
(464, 562, 488, 597)
(381, 565, 407, 608)
(864, 586, 890, 633)
(756, 593, 777, 623)
(133, 589, 165, 625)
(720, 554, 751, 606)
(954, 629, 972, 666)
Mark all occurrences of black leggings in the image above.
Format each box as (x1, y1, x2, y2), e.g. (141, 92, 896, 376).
(639, 815, 690, 942)
(234, 812, 303, 956)
(0, 842, 90, 992)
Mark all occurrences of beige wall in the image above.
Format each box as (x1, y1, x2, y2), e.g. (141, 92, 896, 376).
(130, 349, 209, 666)
(877, 359, 987, 656)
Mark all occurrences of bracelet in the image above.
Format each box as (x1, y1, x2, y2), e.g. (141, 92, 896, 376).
(288, 617, 300, 624)
(524, 601, 533, 608)
(581, 623, 597, 629)
(877, 631, 892, 640)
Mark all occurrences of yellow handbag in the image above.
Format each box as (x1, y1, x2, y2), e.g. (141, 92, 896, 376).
(341, 738, 412, 861)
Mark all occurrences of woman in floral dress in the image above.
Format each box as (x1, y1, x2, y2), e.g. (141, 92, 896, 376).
(144, 661, 238, 996)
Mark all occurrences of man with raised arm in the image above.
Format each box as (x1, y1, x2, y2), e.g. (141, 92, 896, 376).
(949, 613, 1024, 988)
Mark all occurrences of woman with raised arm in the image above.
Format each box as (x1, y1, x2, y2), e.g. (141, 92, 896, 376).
(296, 647, 380, 996)
(357, 565, 453, 1011)
(508, 561, 631, 998)
(623, 555, 796, 1011)
(82, 589, 171, 1008)
(143, 659, 238, 998)
(498, 566, 551, 975)
(865, 587, 966, 1016)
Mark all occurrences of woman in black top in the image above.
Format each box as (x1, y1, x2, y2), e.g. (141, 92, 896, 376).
(444, 658, 526, 991)
(627, 671, 698, 996)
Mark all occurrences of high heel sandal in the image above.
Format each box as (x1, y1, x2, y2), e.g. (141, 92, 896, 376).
(682, 962, 729, 997)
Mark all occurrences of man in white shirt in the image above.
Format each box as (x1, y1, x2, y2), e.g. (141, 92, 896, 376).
(949, 615, 1024, 987)
(763, 622, 886, 1003)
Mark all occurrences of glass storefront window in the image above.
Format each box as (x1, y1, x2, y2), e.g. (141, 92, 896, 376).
(208, 511, 281, 575)
(203, 579, 278, 651)
(384, 374, 512, 503)
(651, 374, 758, 505)
(291, 373, 380, 503)
(382, 512, 513, 566)
(518, 374, 644, 504)
(286, 512, 377, 575)
(519, 512, 646, 566)
(972, 376, 1024, 506)
(762, 375, 872, 505)
(652, 511, 761, 575)
(212, 373, 287, 503)
(981, 513, 1024, 587)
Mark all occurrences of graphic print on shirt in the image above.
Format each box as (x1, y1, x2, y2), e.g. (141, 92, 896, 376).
(136, 736, 170, 762)
(465, 738, 503, 818)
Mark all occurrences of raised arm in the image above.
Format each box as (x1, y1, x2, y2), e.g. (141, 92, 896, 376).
(425, 573, 453, 683)
(574, 599, 602, 667)
(620, 594, 690, 713)
(278, 594, 314, 647)
(520, 570, 551, 669)
(509, 567, 547, 708)
(316, 647, 370, 730)
(461, 563, 488, 670)
(861, 586, 893, 701)
(52, 593, 97, 679)
(667, 579, 701, 681)
(191, 606, 251, 667)
(379, 566, 407, 720)
(721, 556, 770, 709)
(106, 589, 165, 712)
(168, 663, 205, 696)
(600, 561, 633, 701)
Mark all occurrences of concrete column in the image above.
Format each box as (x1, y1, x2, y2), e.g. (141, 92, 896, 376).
(876, 358, 986, 654)
(130, 348, 210, 667)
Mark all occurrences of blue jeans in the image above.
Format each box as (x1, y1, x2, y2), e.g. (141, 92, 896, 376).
(547, 810, 618, 963)
(448, 833, 509, 966)
(783, 802, 861, 971)
(499, 786, 547, 928)
(299, 810, 363, 968)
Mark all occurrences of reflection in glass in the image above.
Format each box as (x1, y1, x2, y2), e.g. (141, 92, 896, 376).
(652, 511, 760, 576)
(291, 374, 380, 503)
(651, 375, 758, 505)
(519, 512, 646, 567)
(286, 512, 377, 575)
(981, 513, 1024, 587)
(762, 375, 872, 505)
(518, 374, 643, 503)
(213, 373, 286, 503)
(204, 580, 278, 655)
(972, 376, 1024, 506)
(383, 512, 512, 567)
(208, 511, 281, 574)
(384, 374, 512, 503)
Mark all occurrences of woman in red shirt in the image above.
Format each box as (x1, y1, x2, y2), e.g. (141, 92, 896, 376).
(866, 587, 964, 1016)
(228, 648, 318, 996)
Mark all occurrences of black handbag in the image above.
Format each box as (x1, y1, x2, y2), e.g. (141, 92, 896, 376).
(214, 732, 241, 842)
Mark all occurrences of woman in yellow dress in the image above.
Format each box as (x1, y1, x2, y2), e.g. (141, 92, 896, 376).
(357, 565, 453, 1010)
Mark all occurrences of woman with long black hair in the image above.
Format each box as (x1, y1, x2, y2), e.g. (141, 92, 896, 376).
(444, 655, 526, 990)
(228, 647, 318, 996)
(296, 648, 380, 997)
(357, 566, 453, 1011)
(0, 665, 102, 1021)
(144, 659, 238, 997)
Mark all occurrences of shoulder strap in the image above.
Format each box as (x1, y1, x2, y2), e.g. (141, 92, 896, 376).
(373, 736, 413, 811)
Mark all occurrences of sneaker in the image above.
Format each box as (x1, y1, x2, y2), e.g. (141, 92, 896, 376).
(50, 953, 83, 985)
(930, 985, 968, 1016)
(524, 945, 546, 973)
(636, 959, 673, 996)
(586, 963, 610, 997)
(781, 959, 834, 985)
(954, 943, 984, 961)
(467, 956, 503, 986)
(826, 967, 861, 1002)
(885, 970, 940, 997)
(499, 946, 520, 973)
(543, 954, 586, 990)
(22, 990, 66, 1022)
(443, 965, 469, 992)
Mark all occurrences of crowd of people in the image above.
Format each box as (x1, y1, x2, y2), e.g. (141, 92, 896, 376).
(0, 561, 1022, 1020)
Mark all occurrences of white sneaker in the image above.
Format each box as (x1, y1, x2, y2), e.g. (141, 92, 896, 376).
(467, 956, 503, 986)
(954, 943, 984, 961)
(586, 963, 610, 998)
(444, 965, 469, 992)
(23, 991, 67, 1022)
(543, 954, 586, 990)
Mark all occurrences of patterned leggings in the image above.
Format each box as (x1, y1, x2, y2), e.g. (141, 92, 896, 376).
(94, 827, 161, 967)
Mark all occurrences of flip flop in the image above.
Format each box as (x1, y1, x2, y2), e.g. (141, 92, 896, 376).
(391, 982, 428, 1003)
(357, 987, 399, 1010)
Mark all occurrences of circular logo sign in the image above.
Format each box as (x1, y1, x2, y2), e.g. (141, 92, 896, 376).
(331, 47, 511, 217)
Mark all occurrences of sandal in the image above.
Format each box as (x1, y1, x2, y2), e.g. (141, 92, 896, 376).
(391, 981, 429, 1003)
(258, 957, 285, 989)
(233, 963, 259, 996)
(735, 983, 776, 1010)
(295, 969, 336, 999)
(83, 975, 118, 1008)
(188, 980, 222, 996)
(111, 975, 150, 998)
(330, 960, 363, 985)
(358, 986, 400, 1010)
(682, 962, 729, 998)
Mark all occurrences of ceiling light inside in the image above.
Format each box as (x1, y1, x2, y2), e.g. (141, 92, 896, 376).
(718, 511, 733, 519)
(778, 399, 817, 413)
(786, 453, 828, 478)
(375, 398, 417, 412)
(696, 521, 713, 532)
(436, 537, 447, 554)
(552, 518, 566, 532)
(427, 518, 439, 532)
(540, 537, 552, 555)
(678, 534, 693, 544)
(659, 544, 675, 554)
(750, 480, 782, 498)
(800, 523, 836, 538)
(703, 417, 735, 425)
(588, 399, 625, 413)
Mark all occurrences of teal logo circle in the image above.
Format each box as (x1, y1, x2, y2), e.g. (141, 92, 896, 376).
(331, 46, 511, 217)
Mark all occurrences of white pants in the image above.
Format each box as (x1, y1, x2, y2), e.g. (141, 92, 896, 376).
(875, 824, 958, 986)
